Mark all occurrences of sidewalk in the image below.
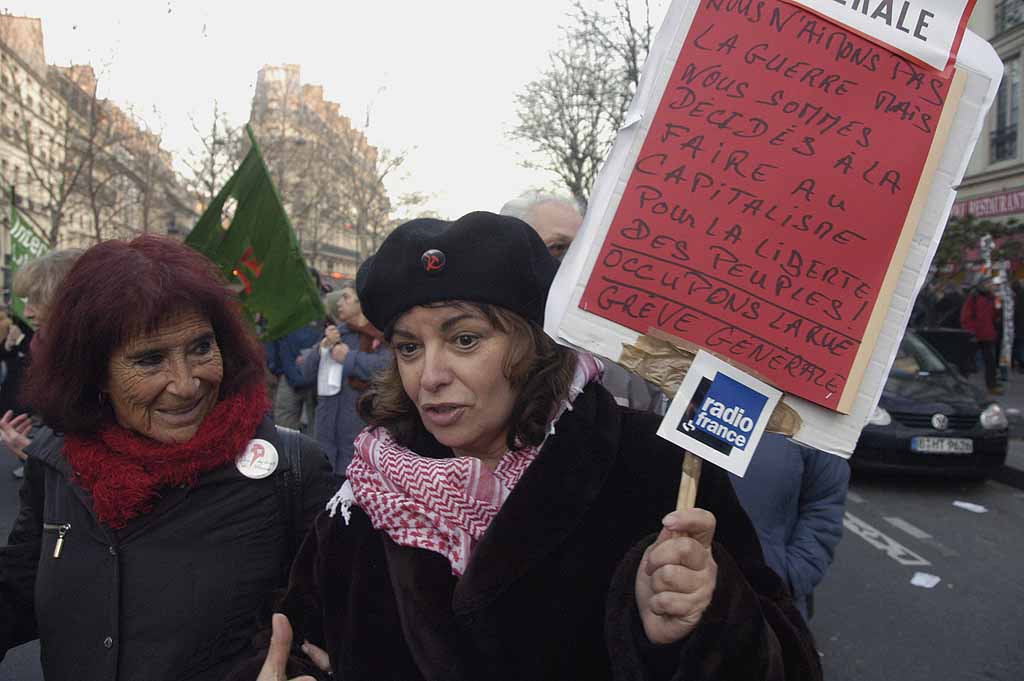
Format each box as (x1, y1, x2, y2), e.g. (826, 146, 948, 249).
(971, 368, 1024, 488)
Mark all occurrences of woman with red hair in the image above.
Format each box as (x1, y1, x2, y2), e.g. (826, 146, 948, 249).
(0, 235, 337, 681)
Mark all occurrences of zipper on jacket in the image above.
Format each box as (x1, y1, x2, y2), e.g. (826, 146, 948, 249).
(43, 523, 71, 558)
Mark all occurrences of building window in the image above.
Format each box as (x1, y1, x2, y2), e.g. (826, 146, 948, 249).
(992, 57, 1021, 162)
(998, 0, 1024, 33)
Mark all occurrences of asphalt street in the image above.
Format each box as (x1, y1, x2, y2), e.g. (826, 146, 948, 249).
(814, 445, 1024, 681)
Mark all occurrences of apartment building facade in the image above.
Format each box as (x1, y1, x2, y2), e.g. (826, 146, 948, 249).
(0, 16, 193, 258)
(249, 64, 390, 278)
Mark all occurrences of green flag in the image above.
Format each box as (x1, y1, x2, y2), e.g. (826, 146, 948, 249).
(186, 126, 324, 341)
(7, 194, 50, 325)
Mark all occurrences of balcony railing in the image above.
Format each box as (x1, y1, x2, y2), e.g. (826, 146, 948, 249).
(997, 0, 1024, 33)
(991, 124, 1018, 162)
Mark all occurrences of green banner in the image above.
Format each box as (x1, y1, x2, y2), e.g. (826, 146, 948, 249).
(8, 200, 49, 324)
(186, 126, 324, 341)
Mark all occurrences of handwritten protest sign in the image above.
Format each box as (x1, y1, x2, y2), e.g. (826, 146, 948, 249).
(577, 0, 957, 412)
(545, 0, 1001, 456)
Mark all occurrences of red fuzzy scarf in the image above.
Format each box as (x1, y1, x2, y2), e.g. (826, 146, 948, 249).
(64, 381, 270, 528)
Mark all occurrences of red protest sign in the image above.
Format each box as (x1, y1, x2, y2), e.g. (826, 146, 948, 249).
(578, 0, 956, 412)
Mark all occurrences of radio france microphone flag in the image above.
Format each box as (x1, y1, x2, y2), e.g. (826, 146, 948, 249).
(657, 351, 782, 477)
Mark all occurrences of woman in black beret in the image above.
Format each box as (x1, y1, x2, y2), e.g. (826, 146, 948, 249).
(240, 212, 822, 681)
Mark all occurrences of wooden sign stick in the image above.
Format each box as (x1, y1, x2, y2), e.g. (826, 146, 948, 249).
(675, 451, 702, 511)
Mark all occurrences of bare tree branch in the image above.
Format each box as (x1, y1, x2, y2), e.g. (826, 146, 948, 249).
(182, 101, 242, 211)
(510, 0, 653, 206)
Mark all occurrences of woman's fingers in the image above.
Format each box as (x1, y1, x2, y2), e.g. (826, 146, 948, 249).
(662, 509, 716, 546)
(301, 640, 332, 673)
(647, 587, 713, 619)
(254, 614, 320, 681)
(256, 614, 293, 681)
(0, 413, 33, 453)
(650, 562, 706, 595)
(1, 411, 30, 434)
(646, 534, 709, 572)
(635, 508, 720, 645)
(11, 414, 31, 433)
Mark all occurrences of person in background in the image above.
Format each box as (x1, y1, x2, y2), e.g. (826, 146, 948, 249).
(0, 309, 31, 416)
(934, 283, 965, 329)
(0, 249, 84, 478)
(235, 212, 820, 681)
(267, 320, 322, 433)
(10, 249, 85, 336)
(729, 435, 850, 621)
(301, 272, 391, 474)
(0, 236, 337, 681)
(499, 190, 583, 260)
(501, 190, 667, 413)
(909, 279, 939, 328)
(961, 276, 1002, 395)
(0, 310, 32, 479)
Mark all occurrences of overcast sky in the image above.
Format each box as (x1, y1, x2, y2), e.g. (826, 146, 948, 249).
(13, 0, 668, 220)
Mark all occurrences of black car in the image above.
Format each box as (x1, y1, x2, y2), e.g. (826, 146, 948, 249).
(853, 331, 1009, 478)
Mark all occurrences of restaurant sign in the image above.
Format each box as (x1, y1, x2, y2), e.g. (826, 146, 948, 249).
(950, 188, 1024, 219)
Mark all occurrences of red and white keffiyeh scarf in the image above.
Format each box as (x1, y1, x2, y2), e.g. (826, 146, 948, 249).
(338, 352, 603, 576)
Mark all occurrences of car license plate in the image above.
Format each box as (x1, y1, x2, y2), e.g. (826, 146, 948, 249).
(911, 437, 974, 454)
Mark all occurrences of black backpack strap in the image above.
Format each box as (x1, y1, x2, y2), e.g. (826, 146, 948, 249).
(273, 426, 305, 580)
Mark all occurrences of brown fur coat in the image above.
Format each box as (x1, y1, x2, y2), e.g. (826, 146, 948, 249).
(228, 384, 822, 681)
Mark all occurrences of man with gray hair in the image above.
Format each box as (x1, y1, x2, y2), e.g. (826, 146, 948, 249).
(500, 191, 584, 261)
(501, 190, 665, 412)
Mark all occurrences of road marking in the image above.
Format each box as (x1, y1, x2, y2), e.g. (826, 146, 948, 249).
(883, 516, 931, 540)
(846, 491, 866, 504)
(844, 512, 931, 566)
(883, 516, 961, 557)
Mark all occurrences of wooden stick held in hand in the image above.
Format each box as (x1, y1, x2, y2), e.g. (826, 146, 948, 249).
(675, 451, 702, 512)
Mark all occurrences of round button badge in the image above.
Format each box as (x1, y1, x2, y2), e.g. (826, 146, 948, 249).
(421, 249, 446, 274)
(236, 438, 279, 479)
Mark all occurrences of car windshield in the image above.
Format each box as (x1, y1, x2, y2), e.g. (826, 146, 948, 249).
(890, 333, 949, 375)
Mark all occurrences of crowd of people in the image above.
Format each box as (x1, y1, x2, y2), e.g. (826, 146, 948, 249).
(0, 194, 858, 680)
(912, 273, 1024, 395)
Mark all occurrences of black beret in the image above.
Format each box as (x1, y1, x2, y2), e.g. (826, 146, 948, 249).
(358, 211, 559, 335)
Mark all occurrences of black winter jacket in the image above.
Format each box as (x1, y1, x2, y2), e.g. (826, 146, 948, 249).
(229, 384, 822, 681)
(0, 417, 338, 681)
